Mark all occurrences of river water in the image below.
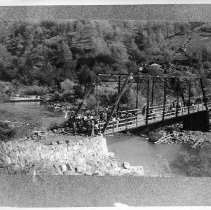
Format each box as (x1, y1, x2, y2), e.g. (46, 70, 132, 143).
(0, 102, 190, 177)
(0, 102, 65, 128)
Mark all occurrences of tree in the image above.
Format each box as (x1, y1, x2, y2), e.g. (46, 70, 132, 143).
(135, 30, 150, 51)
(78, 65, 96, 85)
(109, 41, 128, 64)
(61, 40, 76, 79)
(0, 44, 16, 80)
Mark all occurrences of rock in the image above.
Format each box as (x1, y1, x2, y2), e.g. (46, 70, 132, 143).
(78, 140, 83, 145)
(73, 145, 78, 151)
(12, 164, 21, 171)
(122, 162, 130, 169)
(76, 163, 87, 173)
(109, 167, 121, 176)
(108, 152, 116, 158)
(84, 165, 92, 175)
(61, 163, 67, 172)
(5, 156, 12, 165)
(129, 166, 144, 176)
(66, 163, 74, 171)
(54, 163, 63, 175)
(96, 169, 106, 176)
(0, 135, 143, 177)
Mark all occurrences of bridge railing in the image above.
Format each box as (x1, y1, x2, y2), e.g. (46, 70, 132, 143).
(99, 103, 207, 134)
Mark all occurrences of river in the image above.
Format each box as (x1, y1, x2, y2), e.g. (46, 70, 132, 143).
(0, 102, 65, 128)
(0, 102, 192, 177)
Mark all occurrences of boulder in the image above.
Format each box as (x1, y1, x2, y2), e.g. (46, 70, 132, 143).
(53, 163, 63, 175)
(122, 162, 130, 169)
(108, 152, 116, 158)
(129, 166, 144, 176)
(76, 162, 87, 174)
(61, 163, 68, 172)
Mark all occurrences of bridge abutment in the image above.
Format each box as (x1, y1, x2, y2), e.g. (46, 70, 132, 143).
(183, 111, 210, 132)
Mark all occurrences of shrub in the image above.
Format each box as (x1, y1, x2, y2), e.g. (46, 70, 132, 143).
(48, 121, 67, 131)
(95, 85, 117, 106)
(61, 79, 75, 93)
(60, 91, 74, 102)
(48, 121, 60, 131)
(85, 94, 99, 109)
(148, 131, 162, 143)
(0, 93, 9, 102)
(170, 144, 211, 177)
(45, 92, 61, 102)
(0, 122, 16, 141)
(22, 85, 49, 96)
(74, 85, 85, 99)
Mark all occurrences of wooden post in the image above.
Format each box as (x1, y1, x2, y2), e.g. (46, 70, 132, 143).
(200, 77, 208, 111)
(151, 77, 155, 107)
(136, 82, 139, 127)
(177, 79, 185, 106)
(102, 75, 131, 134)
(188, 78, 191, 115)
(176, 77, 180, 117)
(145, 77, 150, 125)
(126, 117, 128, 131)
(162, 77, 167, 122)
(136, 82, 139, 109)
(117, 75, 121, 112)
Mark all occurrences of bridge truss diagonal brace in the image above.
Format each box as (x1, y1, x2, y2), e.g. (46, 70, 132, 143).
(74, 82, 96, 118)
(102, 75, 131, 134)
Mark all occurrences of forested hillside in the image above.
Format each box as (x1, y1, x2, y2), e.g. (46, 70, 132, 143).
(0, 19, 211, 88)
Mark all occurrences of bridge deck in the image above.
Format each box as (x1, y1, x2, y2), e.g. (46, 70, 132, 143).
(100, 103, 210, 135)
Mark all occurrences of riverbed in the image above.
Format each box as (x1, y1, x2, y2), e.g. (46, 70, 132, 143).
(0, 102, 195, 177)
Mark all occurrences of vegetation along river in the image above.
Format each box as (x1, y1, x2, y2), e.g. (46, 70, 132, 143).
(0, 102, 205, 177)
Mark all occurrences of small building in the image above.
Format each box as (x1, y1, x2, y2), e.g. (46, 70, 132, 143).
(149, 63, 162, 69)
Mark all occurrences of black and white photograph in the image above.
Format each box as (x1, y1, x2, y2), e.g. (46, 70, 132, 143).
(0, 1, 211, 207)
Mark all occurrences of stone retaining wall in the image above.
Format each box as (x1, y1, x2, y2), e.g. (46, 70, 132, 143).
(0, 135, 144, 176)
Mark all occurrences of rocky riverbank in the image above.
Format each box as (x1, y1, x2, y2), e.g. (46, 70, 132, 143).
(153, 128, 211, 148)
(46, 101, 77, 112)
(0, 134, 144, 176)
(146, 123, 211, 148)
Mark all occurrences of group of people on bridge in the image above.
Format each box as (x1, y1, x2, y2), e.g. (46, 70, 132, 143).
(65, 97, 203, 136)
(66, 107, 138, 136)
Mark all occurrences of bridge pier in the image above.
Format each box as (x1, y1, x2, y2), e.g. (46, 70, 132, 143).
(183, 110, 210, 132)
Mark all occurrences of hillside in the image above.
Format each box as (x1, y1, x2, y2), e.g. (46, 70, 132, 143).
(0, 19, 211, 88)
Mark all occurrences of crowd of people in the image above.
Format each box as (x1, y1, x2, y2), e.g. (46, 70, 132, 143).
(65, 106, 139, 136)
(64, 98, 204, 136)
